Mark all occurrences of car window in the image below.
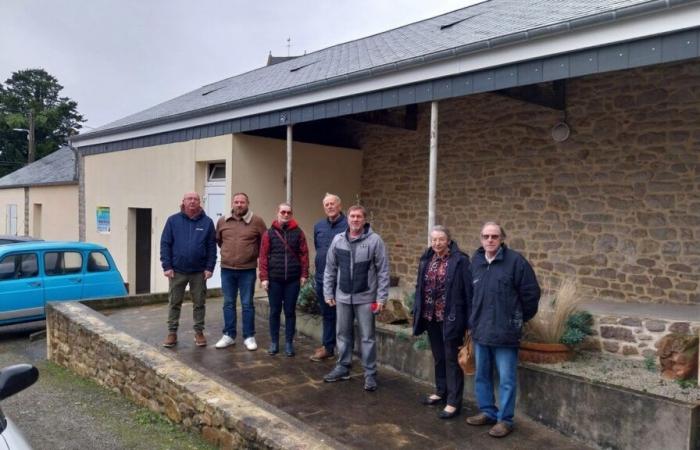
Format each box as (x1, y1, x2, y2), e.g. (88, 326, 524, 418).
(0, 253, 38, 280)
(87, 252, 111, 272)
(44, 251, 83, 276)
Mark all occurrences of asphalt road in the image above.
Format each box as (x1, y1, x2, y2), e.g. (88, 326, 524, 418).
(0, 321, 215, 450)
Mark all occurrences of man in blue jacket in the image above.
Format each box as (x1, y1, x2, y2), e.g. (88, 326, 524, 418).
(466, 222, 540, 438)
(309, 193, 347, 362)
(160, 192, 217, 348)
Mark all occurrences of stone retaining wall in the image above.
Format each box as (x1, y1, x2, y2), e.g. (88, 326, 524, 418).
(46, 301, 336, 450)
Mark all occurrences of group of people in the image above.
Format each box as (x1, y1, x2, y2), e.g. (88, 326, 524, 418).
(159, 191, 540, 438)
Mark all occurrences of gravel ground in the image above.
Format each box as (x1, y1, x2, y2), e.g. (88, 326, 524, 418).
(540, 351, 700, 403)
(0, 322, 216, 450)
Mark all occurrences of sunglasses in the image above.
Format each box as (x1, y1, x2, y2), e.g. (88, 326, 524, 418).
(279, 210, 293, 215)
(481, 234, 501, 240)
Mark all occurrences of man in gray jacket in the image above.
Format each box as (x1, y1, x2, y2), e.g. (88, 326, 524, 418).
(322, 205, 389, 391)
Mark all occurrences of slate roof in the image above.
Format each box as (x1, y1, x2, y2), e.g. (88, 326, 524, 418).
(83, 0, 691, 137)
(0, 146, 77, 188)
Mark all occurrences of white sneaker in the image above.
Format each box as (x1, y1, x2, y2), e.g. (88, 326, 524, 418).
(243, 337, 258, 351)
(215, 335, 235, 349)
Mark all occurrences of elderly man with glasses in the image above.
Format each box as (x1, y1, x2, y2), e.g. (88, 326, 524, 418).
(466, 221, 541, 438)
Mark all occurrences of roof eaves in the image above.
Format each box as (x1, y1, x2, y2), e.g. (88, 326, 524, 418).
(72, 0, 694, 144)
(0, 180, 78, 190)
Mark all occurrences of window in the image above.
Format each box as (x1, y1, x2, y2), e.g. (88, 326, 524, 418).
(5, 204, 17, 235)
(0, 253, 38, 280)
(44, 252, 83, 276)
(87, 252, 110, 272)
(208, 163, 226, 181)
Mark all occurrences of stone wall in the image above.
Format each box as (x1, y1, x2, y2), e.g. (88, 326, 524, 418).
(356, 59, 700, 305)
(46, 301, 335, 450)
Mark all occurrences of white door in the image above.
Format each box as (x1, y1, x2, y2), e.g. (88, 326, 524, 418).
(204, 163, 226, 288)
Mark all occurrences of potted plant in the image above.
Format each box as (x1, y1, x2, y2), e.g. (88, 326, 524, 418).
(520, 278, 593, 363)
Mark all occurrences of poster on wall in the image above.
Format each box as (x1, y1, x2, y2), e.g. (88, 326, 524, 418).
(96, 206, 111, 234)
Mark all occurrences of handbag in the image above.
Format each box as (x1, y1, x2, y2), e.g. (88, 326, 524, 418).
(458, 331, 475, 375)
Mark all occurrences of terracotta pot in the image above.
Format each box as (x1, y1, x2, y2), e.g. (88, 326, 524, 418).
(519, 341, 573, 364)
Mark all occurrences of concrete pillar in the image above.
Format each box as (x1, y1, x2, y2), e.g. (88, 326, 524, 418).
(428, 101, 438, 245)
(286, 125, 293, 204)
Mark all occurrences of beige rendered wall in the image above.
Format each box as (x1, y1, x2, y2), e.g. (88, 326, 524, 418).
(0, 187, 25, 235)
(231, 133, 363, 270)
(84, 135, 232, 294)
(28, 184, 79, 240)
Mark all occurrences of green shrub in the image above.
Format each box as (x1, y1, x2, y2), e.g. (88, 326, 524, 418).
(297, 275, 320, 315)
(403, 291, 415, 311)
(560, 310, 593, 345)
(413, 334, 429, 351)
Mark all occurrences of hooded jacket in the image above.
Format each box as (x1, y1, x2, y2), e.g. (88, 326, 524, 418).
(469, 244, 541, 347)
(323, 223, 389, 305)
(259, 219, 309, 283)
(412, 240, 472, 340)
(160, 208, 217, 273)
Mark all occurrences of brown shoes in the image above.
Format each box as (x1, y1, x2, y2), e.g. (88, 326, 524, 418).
(310, 346, 334, 362)
(194, 332, 207, 347)
(488, 422, 513, 438)
(466, 413, 497, 426)
(163, 332, 177, 348)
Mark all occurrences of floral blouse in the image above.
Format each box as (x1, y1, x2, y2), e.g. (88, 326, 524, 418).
(422, 252, 449, 322)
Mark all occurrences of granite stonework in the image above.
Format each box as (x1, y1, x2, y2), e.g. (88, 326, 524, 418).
(46, 302, 334, 450)
(353, 60, 700, 307)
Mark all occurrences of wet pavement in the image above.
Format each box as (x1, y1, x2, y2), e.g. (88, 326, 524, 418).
(104, 297, 592, 450)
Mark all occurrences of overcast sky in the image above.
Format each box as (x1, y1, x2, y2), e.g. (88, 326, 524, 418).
(1, 1, 481, 129)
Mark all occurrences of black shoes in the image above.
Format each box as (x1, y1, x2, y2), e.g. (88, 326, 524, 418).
(420, 395, 446, 406)
(438, 408, 461, 420)
(268, 342, 279, 355)
(285, 341, 295, 357)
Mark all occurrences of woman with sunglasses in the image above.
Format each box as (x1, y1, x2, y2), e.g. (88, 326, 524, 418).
(412, 225, 472, 419)
(259, 203, 309, 356)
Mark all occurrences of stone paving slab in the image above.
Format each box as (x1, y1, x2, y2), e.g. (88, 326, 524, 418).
(103, 298, 592, 450)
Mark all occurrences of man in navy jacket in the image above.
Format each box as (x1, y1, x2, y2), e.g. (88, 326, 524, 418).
(160, 192, 217, 348)
(466, 222, 540, 438)
(309, 193, 347, 362)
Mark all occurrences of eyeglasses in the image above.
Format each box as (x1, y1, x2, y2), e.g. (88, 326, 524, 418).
(279, 210, 292, 216)
(481, 234, 501, 240)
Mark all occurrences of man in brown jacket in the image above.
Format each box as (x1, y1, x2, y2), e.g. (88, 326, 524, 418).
(214, 192, 267, 351)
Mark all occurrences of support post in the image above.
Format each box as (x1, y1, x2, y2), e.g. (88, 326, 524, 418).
(286, 125, 293, 204)
(428, 101, 438, 245)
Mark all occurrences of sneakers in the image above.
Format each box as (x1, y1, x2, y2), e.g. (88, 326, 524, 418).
(194, 332, 207, 347)
(488, 422, 513, 438)
(310, 346, 334, 362)
(363, 376, 377, 392)
(323, 366, 351, 382)
(215, 335, 236, 349)
(162, 332, 177, 348)
(285, 341, 295, 357)
(466, 413, 497, 426)
(244, 337, 258, 351)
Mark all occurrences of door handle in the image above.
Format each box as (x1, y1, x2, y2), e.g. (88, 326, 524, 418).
(27, 281, 41, 287)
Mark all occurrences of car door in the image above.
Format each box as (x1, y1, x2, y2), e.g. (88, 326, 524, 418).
(0, 252, 43, 324)
(42, 250, 84, 302)
(82, 250, 127, 299)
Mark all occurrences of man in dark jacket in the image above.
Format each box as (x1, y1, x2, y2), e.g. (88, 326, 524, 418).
(310, 193, 347, 362)
(160, 192, 217, 348)
(466, 222, 540, 438)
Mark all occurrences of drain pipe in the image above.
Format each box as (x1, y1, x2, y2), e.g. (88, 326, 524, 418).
(428, 101, 438, 245)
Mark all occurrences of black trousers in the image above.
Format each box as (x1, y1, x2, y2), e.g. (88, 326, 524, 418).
(425, 319, 464, 408)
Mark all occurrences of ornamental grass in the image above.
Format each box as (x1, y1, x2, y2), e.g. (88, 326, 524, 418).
(523, 278, 583, 344)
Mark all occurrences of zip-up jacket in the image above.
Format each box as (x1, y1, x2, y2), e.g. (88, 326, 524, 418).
(216, 210, 267, 270)
(313, 213, 347, 284)
(259, 219, 309, 282)
(323, 223, 389, 305)
(469, 244, 541, 347)
(412, 241, 473, 340)
(160, 208, 217, 273)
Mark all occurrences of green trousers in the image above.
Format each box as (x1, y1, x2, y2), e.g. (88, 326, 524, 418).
(167, 271, 207, 332)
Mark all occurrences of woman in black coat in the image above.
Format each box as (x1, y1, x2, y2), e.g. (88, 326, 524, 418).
(412, 225, 473, 419)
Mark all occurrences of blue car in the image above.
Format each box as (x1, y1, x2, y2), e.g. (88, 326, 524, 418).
(0, 242, 127, 326)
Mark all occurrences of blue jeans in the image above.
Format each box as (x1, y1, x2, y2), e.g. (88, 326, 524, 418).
(221, 268, 256, 339)
(315, 281, 336, 352)
(268, 280, 300, 343)
(474, 342, 519, 425)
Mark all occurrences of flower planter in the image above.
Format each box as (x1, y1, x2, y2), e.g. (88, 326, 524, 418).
(519, 341, 573, 364)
